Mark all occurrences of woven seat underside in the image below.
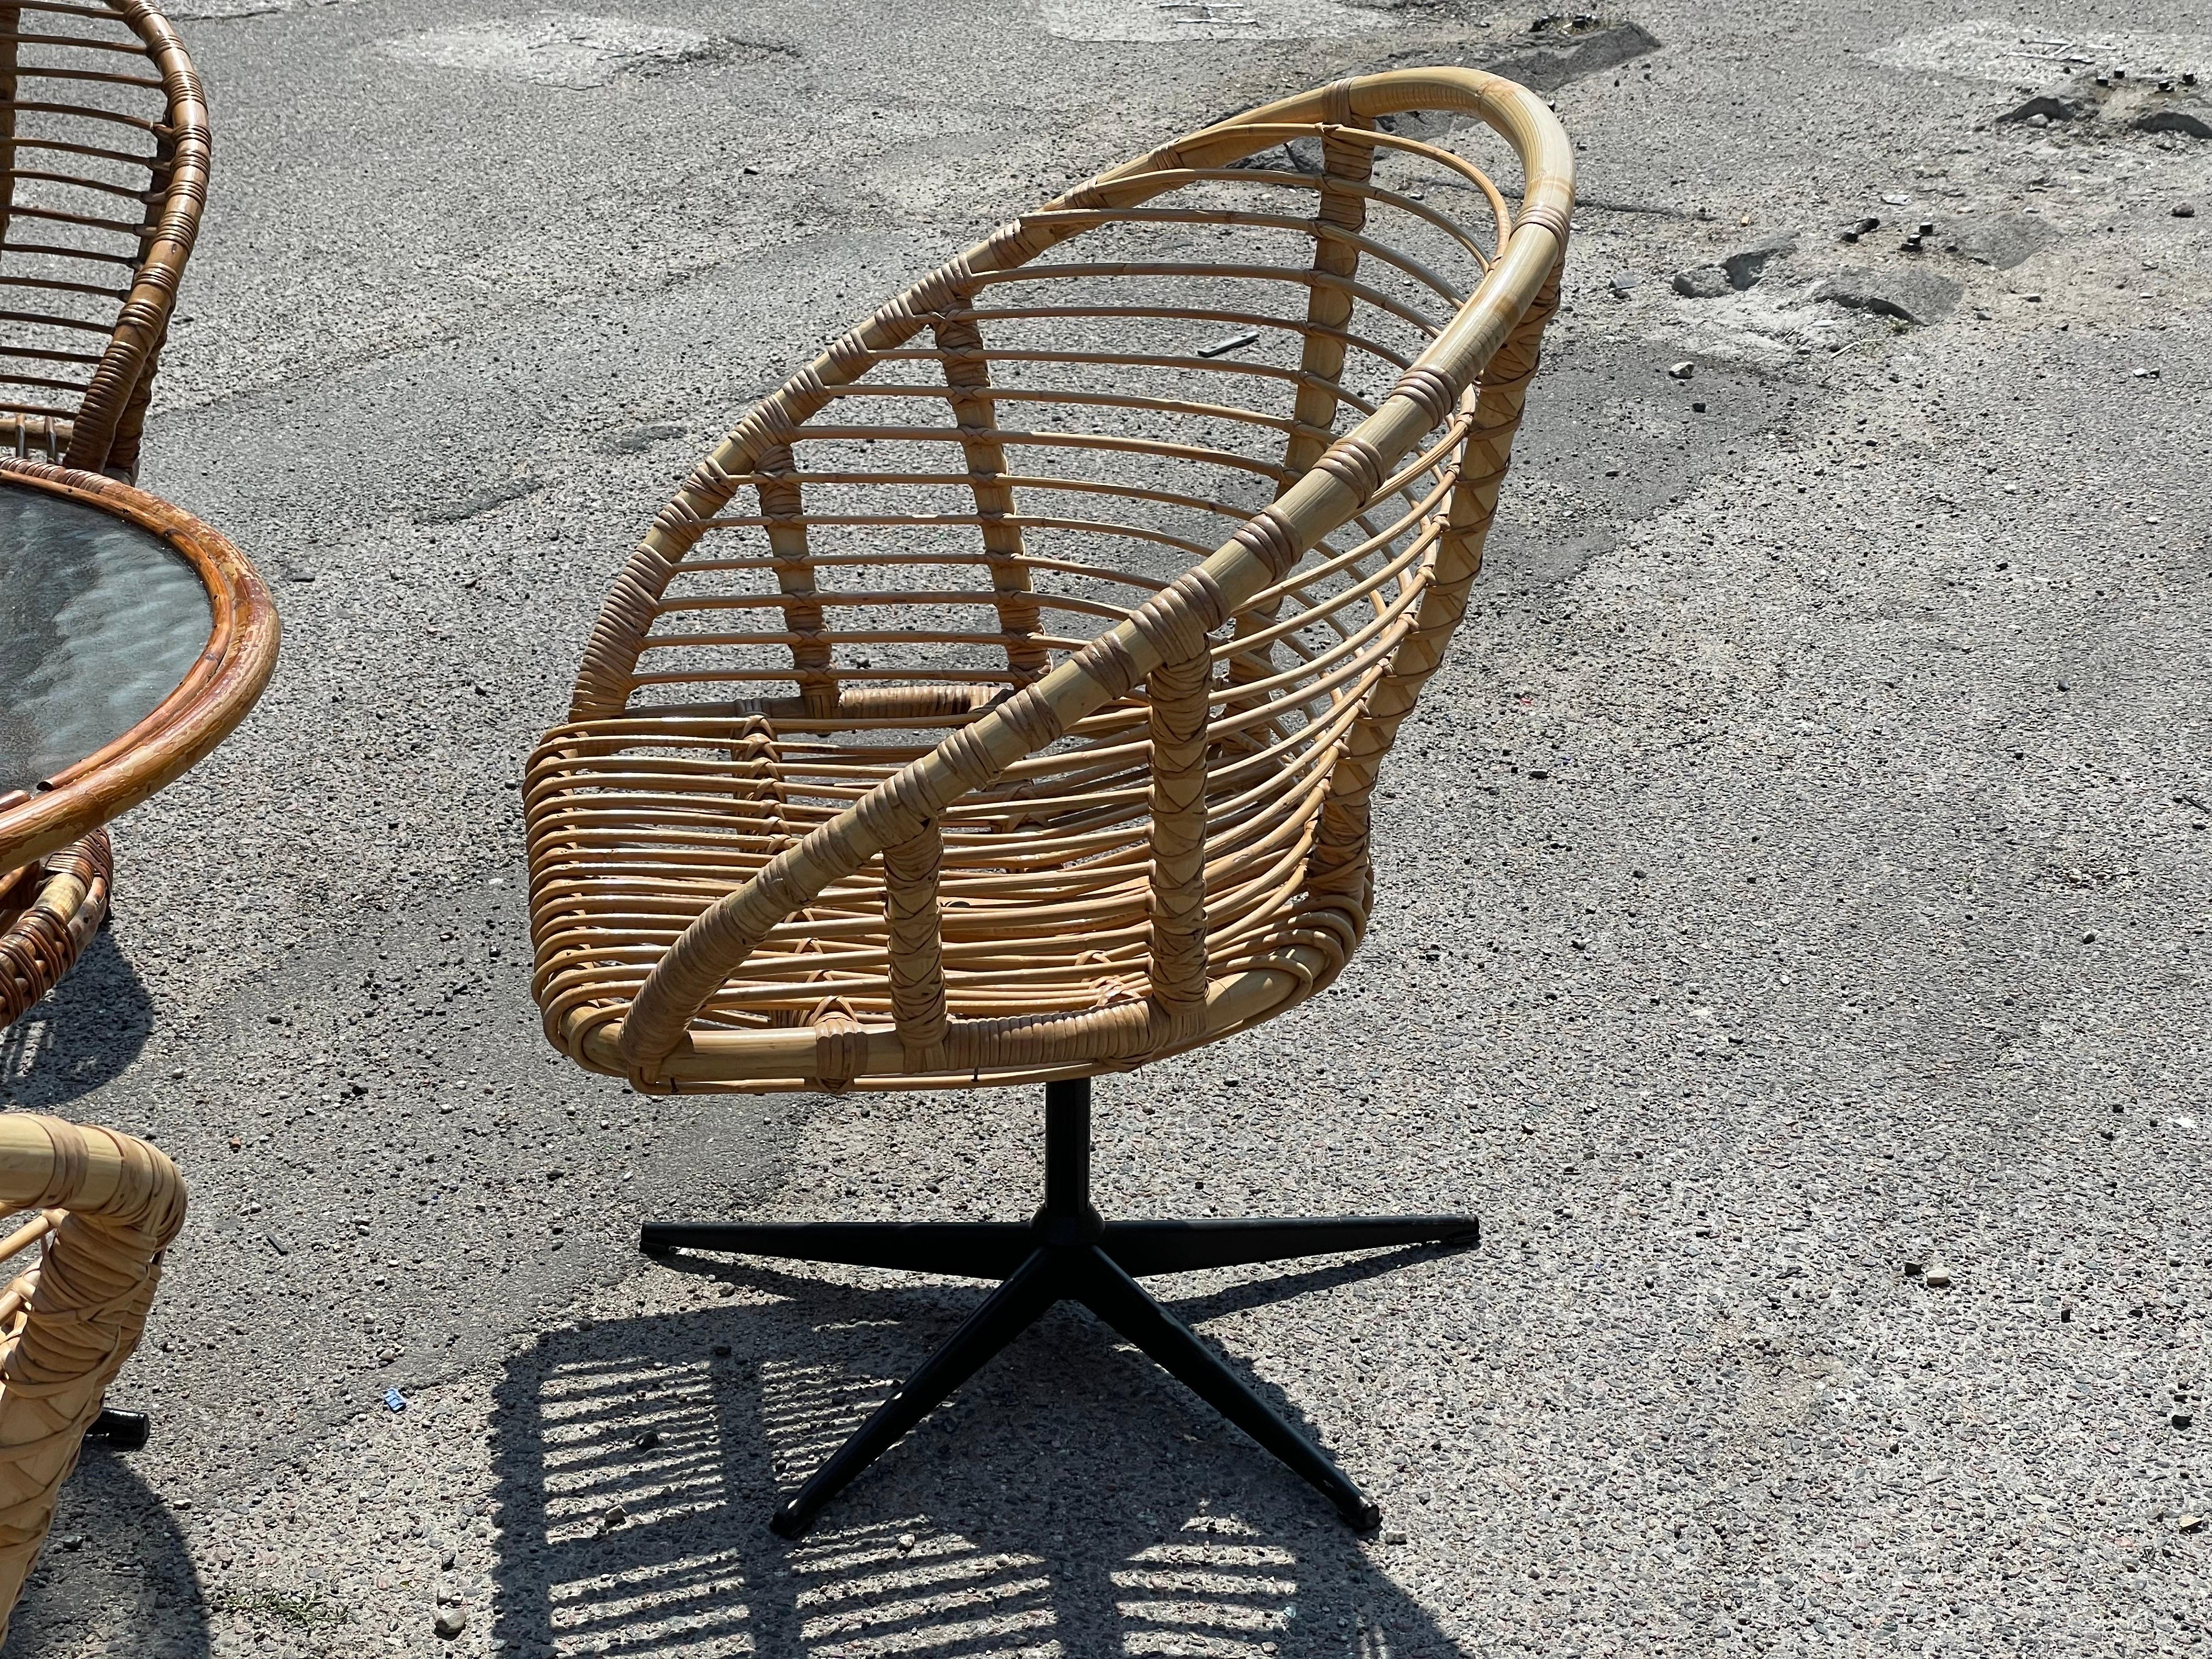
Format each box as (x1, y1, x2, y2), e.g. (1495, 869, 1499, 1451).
(529, 707, 1362, 1086)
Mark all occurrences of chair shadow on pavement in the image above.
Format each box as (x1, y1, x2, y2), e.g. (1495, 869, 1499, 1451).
(0, 930, 155, 1113)
(1, 1444, 210, 1658)
(490, 1251, 1469, 1658)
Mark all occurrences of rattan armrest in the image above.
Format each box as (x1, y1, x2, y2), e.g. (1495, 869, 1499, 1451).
(0, 1116, 185, 1639)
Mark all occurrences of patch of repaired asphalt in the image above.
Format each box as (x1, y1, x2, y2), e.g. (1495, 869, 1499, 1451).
(1876, 21, 2212, 86)
(379, 14, 771, 90)
(1037, 0, 1414, 45)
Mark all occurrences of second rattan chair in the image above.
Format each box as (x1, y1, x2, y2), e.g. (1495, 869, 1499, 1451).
(528, 67, 1572, 1537)
(0, 0, 211, 1027)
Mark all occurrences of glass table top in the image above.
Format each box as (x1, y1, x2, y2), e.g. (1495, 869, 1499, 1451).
(0, 481, 212, 797)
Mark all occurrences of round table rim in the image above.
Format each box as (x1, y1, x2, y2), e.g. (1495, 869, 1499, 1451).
(0, 459, 279, 874)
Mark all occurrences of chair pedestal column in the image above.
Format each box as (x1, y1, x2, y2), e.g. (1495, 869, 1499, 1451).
(641, 1077, 1476, 1540)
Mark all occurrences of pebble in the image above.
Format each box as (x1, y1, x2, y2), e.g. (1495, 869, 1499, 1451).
(603, 1503, 629, 1529)
(1720, 229, 1797, 289)
(1812, 266, 1962, 326)
(1670, 264, 1729, 300)
(1998, 95, 2076, 126)
(2174, 1412, 2194, 1430)
(2136, 109, 2212, 139)
(434, 1602, 468, 1639)
(1923, 1266, 1952, 1288)
(1666, 360, 1695, 380)
(2183, 1515, 2207, 1533)
(634, 1429, 663, 1449)
(1609, 272, 1639, 295)
(441, 1548, 457, 1570)
(896, 1531, 917, 1552)
(2176, 204, 2198, 218)
(1951, 212, 2059, 272)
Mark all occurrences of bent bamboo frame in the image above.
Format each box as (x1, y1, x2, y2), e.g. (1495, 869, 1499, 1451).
(528, 67, 1574, 1093)
(0, 829, 109, 1029)
(0, 1115, 185, 1641)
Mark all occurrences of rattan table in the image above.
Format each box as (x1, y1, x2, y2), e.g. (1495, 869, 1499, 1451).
(0, 459, 279, 1025)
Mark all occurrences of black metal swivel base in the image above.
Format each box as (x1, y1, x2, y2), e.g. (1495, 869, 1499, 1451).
(641, 1077, 1477, 1541)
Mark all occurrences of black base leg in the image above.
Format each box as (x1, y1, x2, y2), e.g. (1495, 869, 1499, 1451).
(88, 1408, 149, 1451)
(770, 1248, 1062, 1540)
(642, 1221, 1032, 1280)
(1102, 1215, 1477, 1276)
(1074, 1246, 1381, 1531)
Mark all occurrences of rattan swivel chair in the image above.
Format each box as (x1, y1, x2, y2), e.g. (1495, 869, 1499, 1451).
(528, 67, 1572, 1537)
(0, 0, 210, 1027)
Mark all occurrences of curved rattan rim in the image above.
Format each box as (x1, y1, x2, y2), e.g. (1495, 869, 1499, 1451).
(0, 460, 278, 874)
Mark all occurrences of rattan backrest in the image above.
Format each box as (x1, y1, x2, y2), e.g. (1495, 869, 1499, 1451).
(0, 0, 206, 478)
(532, 69, 1572, 1089)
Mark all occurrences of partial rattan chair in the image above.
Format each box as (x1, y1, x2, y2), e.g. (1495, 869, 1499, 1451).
(528, 67, 1572, 1537)
(0, 0, 212, 1029)
(0, 1116, 185, 1641)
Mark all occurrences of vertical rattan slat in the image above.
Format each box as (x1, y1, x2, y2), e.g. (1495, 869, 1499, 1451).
(883, 822, 949, 1060)
(1280, 102, 1377, 483)
(0, 11, 19, 258)
(754, 442, 837, 717)
(1222, 98, 1377, 742)
(933, 304, 1048, 687)
(1143, 644, 1211, 1029)
(98, 0, 201, 480)
(1307, 249, 1565, 909)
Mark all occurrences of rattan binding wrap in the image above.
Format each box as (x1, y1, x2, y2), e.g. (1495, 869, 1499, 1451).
(0, 1116, 184, 1639)
(528, 68, 1573, 1093)
(0, 830, 109, 1030)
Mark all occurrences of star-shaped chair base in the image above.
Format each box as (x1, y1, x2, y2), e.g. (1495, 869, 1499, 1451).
(641, 1079, 1476, 1539)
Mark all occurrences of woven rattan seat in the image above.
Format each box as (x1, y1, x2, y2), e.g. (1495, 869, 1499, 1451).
(529, 67, 1571, 1537)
